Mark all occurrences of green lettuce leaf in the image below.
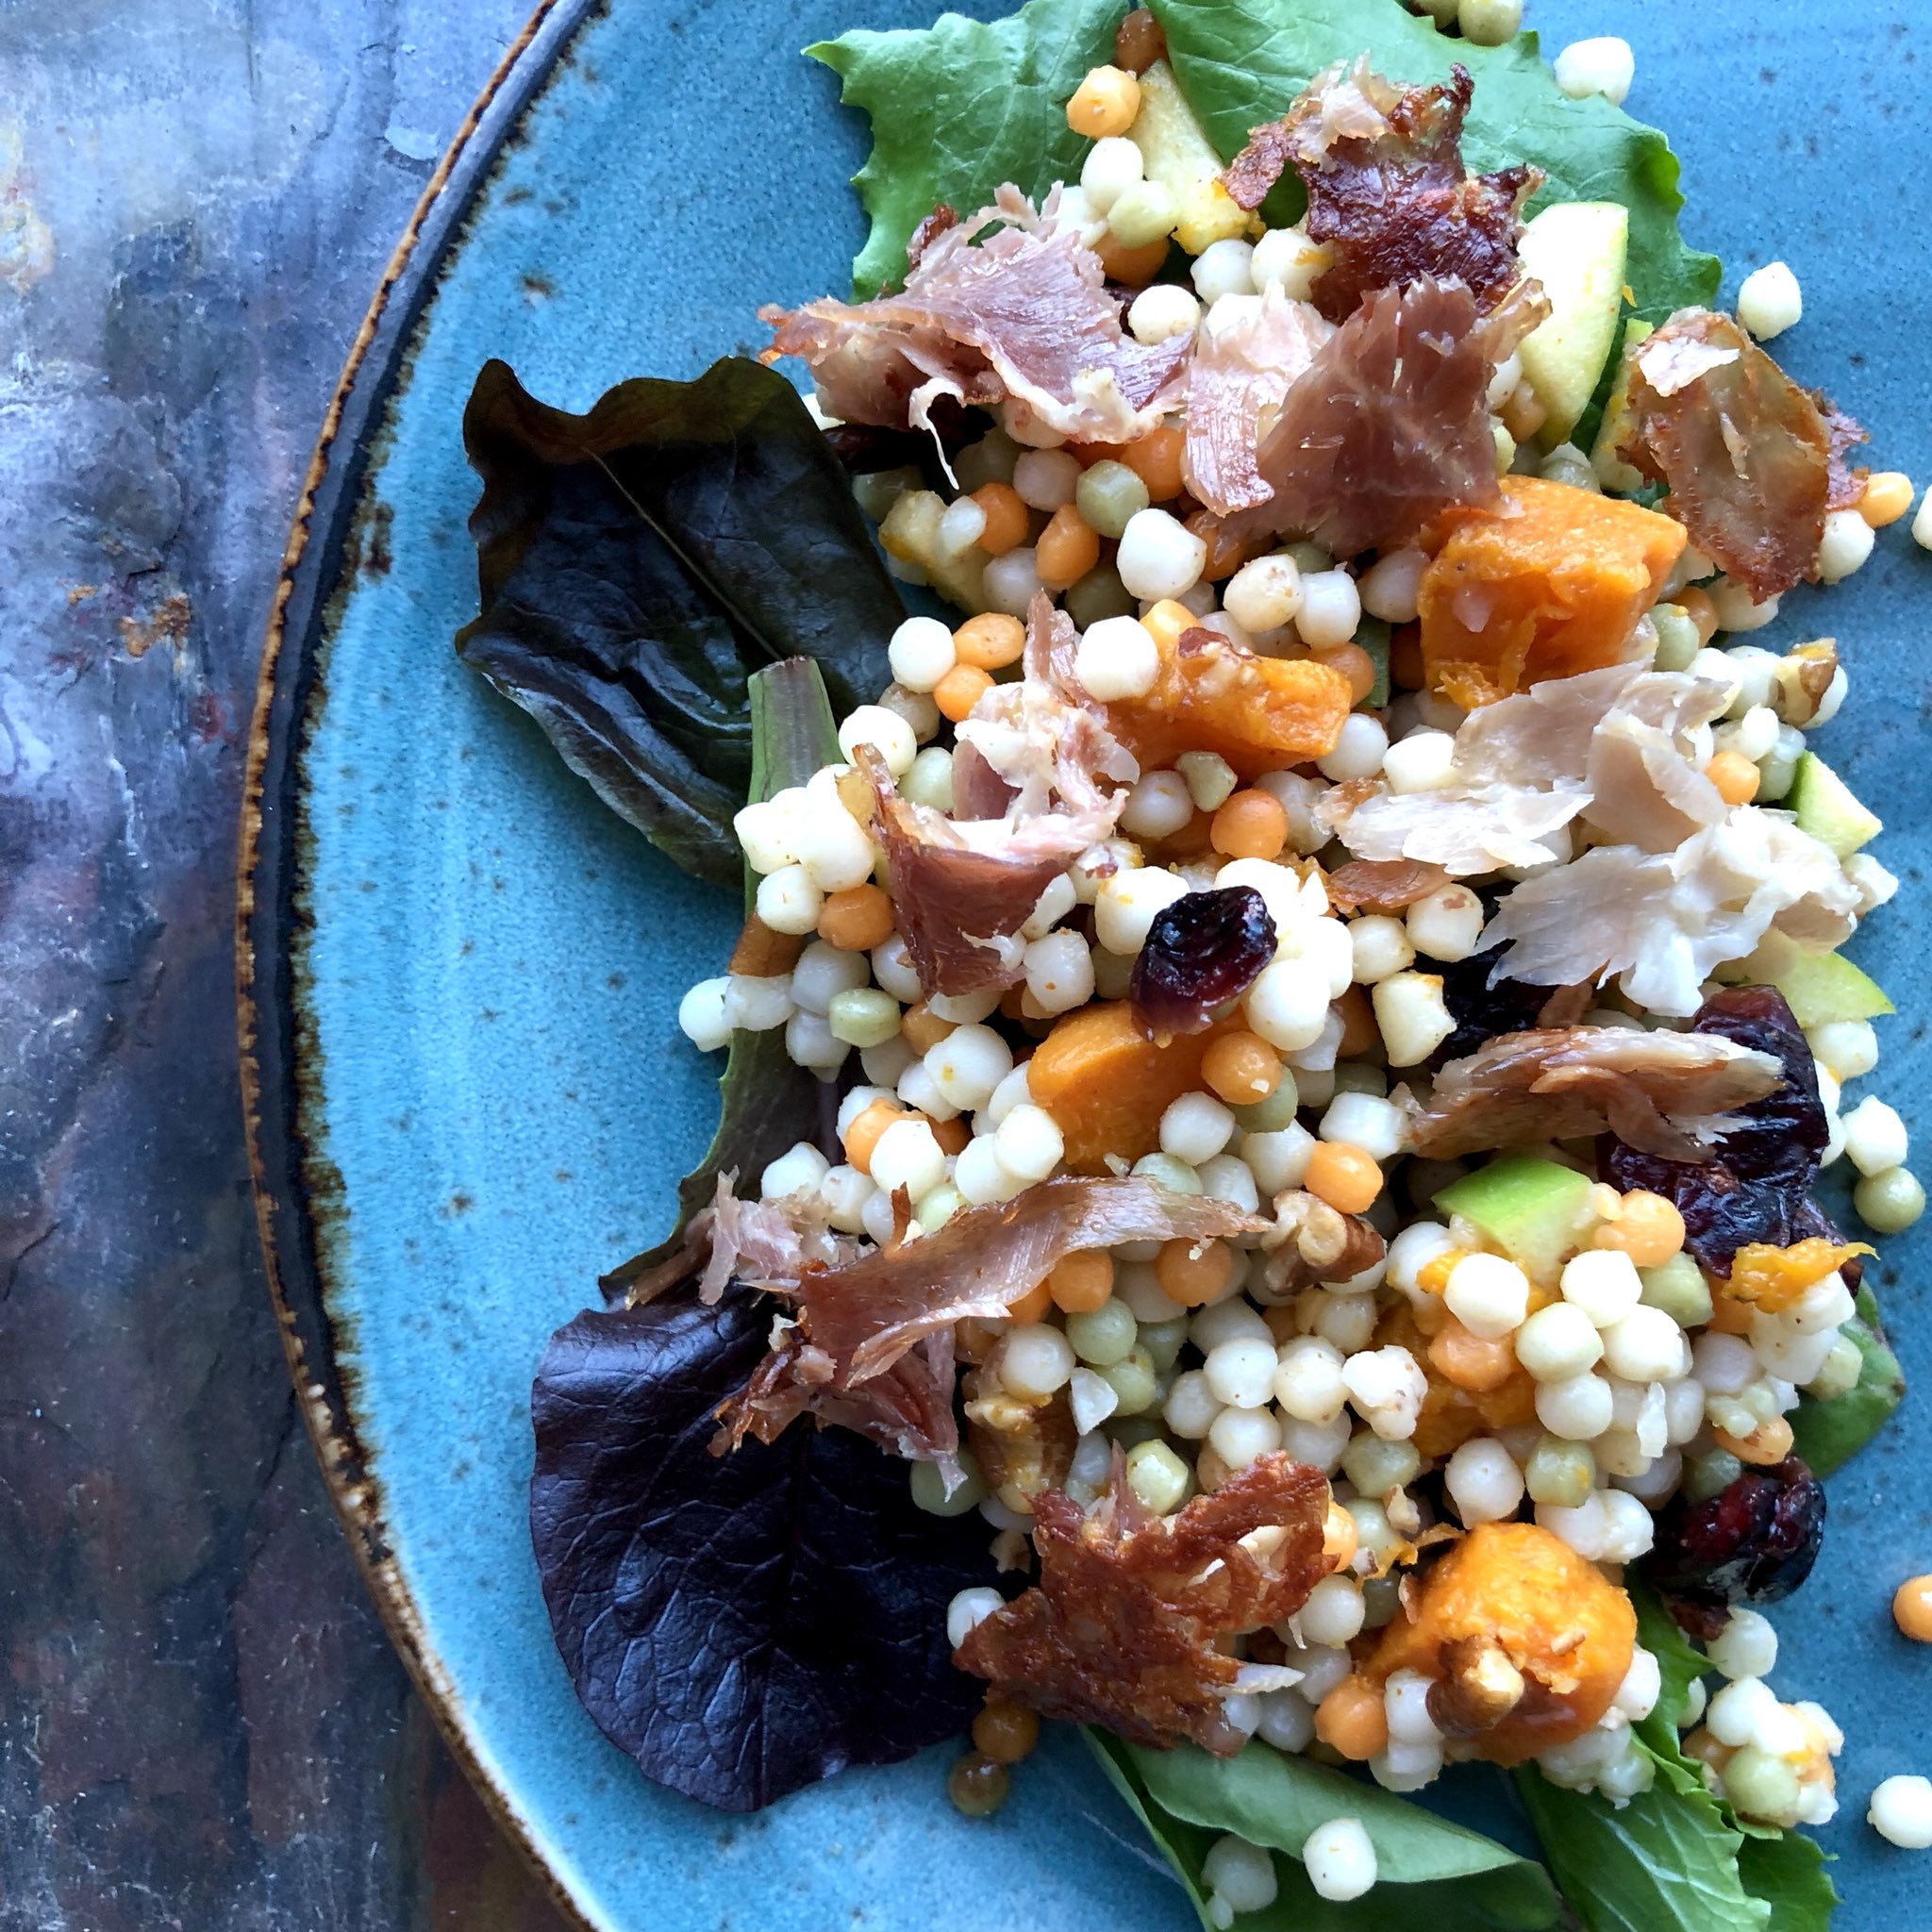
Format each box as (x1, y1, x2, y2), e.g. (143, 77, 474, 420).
(1146, 0, 1719, 322)
(1738, 1830, 1840, 1932)
(458, 357, 897, 888)
(600, 659, 841, 1300)
(1790, 1283, 1904, 1476)
(808, 0, 1124, 298)
(1089, 1730, 1563, 1930)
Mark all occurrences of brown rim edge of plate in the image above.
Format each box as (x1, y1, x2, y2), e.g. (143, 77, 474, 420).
(234, 3, 606, 1924)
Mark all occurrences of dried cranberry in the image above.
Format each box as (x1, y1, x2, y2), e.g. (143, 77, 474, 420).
(1605, 986, 1825, 1274)
(1432, 937, 1550, 1064)
(1642, 1456, 1825, 1635)
(1131, 887, 1276, 1037)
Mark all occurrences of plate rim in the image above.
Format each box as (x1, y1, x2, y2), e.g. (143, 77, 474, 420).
(233, 3, 607, 1924)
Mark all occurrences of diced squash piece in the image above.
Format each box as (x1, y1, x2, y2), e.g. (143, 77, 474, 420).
(1723, 1238, 1872, 1314)
(1104, 625, 1354, 777)
(1419, 475, 1688, 708)
(1589, 317, 1655, 491)
(1515, 201, 1630, 443)
(1370, 1522, 1636, 1765)
(1129, 60, 1255, 255)
(1027, 1000, 1230, 1173)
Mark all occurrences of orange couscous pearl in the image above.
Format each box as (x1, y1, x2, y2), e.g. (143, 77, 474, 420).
(1670, 587, 1719, 646)
(817, 884, 895, 952)
(971, 482, 1030, 557)
(1201, 1029, 1283, 1105)
(1035, 504, 1102, 591)
(1304, 1140, 1383, 1216)
(1154, 1235, 1235, 1307)
(1323, 1500, 1359, 1570)
(1591, 1190, 1687, 1269)
(1093, 230, 1171, 286)
(1120, 425, 1186, 501)
(843, 1098, 910, 1174)
(1049, 1249, 1116, 1314)
(1312, 641, 1377, 704)
(972, 1699, 1041, 1763)
(1007, 1277, 1055, 1324)
(1140, 597, 1196, 650)
(1210, 789, 1291, 860)
(1706, 750, 1761, 806)
(1715, 1415, 1796, 1467)
(934, 663, 994, 723)
(1314, 1676, 1389, 1761)
(901, 1002, 957, 1055)
(1859, 472, 1915, 529)
(1334, 986, 1379, 1058)
(1428, 1318, 1519, 1394)
(954, 612, 1027, 672)
(1891, 1574, 1932, 1642)
(1065, 63, 1141, 139)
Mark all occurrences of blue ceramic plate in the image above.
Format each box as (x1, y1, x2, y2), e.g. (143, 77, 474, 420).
(240, 3, 1931, 1925)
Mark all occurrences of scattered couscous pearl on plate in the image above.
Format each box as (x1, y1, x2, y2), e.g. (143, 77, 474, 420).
(1302, 1816, 1376, 1902)
(1893, 1575, 1932, 1643)
(1736, 260, 1803, 341)
(1869, 1774, 1932, 1849)
(1552, 35, 1634, 106)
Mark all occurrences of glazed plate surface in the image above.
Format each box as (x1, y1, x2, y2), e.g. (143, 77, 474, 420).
(241, 3, 1932, 1925)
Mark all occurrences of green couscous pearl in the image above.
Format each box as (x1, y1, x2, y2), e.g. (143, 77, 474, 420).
(1640, 1252, 1714, 1326)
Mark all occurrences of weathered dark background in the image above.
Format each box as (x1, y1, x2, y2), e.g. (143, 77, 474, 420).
(0, 5, 573, 1925)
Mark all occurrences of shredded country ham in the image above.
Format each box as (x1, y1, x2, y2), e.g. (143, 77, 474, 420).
(761, 187, 1190, 444)
(1404, 1025, 1786, 1162)
(954, 1452, 1333, 1752)
(1324, 857, 1452, 915)
(1618, 309, 1865, 601)
(1223, 60, 1540, 323)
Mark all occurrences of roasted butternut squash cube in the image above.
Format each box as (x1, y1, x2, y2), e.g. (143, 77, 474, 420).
(1419, 475, 1687, 708)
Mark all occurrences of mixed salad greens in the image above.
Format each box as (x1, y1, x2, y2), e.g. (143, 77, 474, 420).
(458, 2, 1921, 1926)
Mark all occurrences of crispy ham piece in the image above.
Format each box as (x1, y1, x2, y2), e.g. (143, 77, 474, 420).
(761, 187, 1191, 444)
(1218, 275, 1546, 557)
(1618, 309, 1865, 601)
(1224, 60, 1540, 323)
(1405, 1024, 1787, 1161)
(955, 1453, 1333, 1752)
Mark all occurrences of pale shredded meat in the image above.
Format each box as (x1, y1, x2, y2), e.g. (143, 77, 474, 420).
(1324, 857, 1452, 915)
(1619, 309, 1863, 601)
(1224, 60, 1540, 323)
(797, 1177, 1265, 1385)
(1180, 286, 1334, 516)
(1479, 808, 1861, 1017)
(955, 1453, 1333, 1752)
(762, 187, 1191, 444)
(1221, 275, 1546, 557)
(1406, 1025, 1787, 1161)
(623, 1174, 857, 1309)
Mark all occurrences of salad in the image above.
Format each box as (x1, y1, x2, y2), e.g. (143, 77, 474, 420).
(454, 1, 1932, 1925)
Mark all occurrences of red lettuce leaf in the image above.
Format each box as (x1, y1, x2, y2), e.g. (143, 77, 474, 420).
(530, 1281, 994, 1811)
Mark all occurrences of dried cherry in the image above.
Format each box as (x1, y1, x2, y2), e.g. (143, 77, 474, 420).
(1642, 1455, 1825, 1637)
(1130, 887, 1276, 1037)
(1433, 936, 1550, 1064)
(1605, 986, 1826, 1274)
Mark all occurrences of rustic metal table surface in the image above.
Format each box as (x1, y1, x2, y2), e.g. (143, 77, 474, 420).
(0, 4, 572, 1925)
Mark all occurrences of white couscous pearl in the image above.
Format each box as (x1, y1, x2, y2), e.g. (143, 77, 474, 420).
(1243, 1121, 1315, 1194)
(1536, 1491, 1609, 1560)
(925, 1024, 1013, 1111)
(1081, 134, 1143, 214)
(1596, 1489, 1656, 1562)
(757, 863, 824, 936)
(1553, 34, 1634, 105)
(1191, 238, 1257, 304)
(793, 800, 877, 893)
(993, 1104, 1064, 1182)
(1094, 864, 1189, 955)
(1384, 1669, 1442, 1745)
(1245, 956, 1333, 1054)
(1602, 1305, 1691, 1383)
(725, 973, 794, 1031)
(1209, 1403, 1284, 1469)
(982, 545, 1043, 617)
(1385, 1221, 1457, 1297)
(1693, 1329, 1757, 1396)
(1274, 1337, 1349, 1423)
(1349, 915, 1415, 985)
(1192, 1298, 1270, 1352)
(1224, 553, 1304, 632)
(1536, 1372, 1615, 1441)
(1205, 1336, 1279, 1409)
(1161, 1091, 1238, 1164)
(1514, 1301, 1606, 1381)
(1117, 508, 1208, 602)
(1164, 1368, 1222, 1439)
(1197, 1154, 1261, 1211)
(887, 615, 957, 692)
(1560, 1247, 1644, 1327)
(1707, 1676, 1782, 1749)
(1127, 281, 1202, 346)
(1340, 1345, 1427, 1441)
(1013, 447, 1081, 512)
(1319, 1091, 1407, 1161)
(1373, 971, 1455, 1068)
(1249, 224, 1329, 300)
(947, 1586, 1005, 1650)
(870, 935, 923, 1003)
(1316, 712, 1387, 782)
(1444, 1253, 1530, 1340)
(1810, 1018, 1878, 1082)
(1075, 613, 1162, 702)
(1023, 930, 1094, 1015)
(1302, 1817, 1376, 1903)
(785, 1007, 848, 1071)
(983, 1062, 1035, 1127)
(1869, 1775, 1932, 1850)
(1381, 729, 1457, 794)
(677, 976, 733, 1052)
(761, 1140, 830, 1201)
(1000, 1322, 1076, 1400)
(1818, 507, 1875, 585)
(1737, 260, 1803, 341)
(819, 1162, 876, 1234)
(1708, 1607, 1779, 1682)
(1297, 569, 1362, 650)
(1445, 1438, 1524, 1524)
(1022, 873, 1077, 940)
(1357, 548, 1426, 625)
(838, 704, 917, 779)
(790, 939, 870, 1014)
(1302, 1574, 1367, 1646)
(1710, 577, 1781, 633)
(1914, 489, 1932, 553)
(1203, 1835, 1278, 1916)
(870, 1118, 947, 1201)
(1407, 884, 1485, 962)
(1121, 769, 1195, 840)
(1612, 1648, 1663, 1723)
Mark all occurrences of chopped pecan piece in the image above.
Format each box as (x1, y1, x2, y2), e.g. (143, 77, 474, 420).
(1251, 1190, 1387, 1297)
